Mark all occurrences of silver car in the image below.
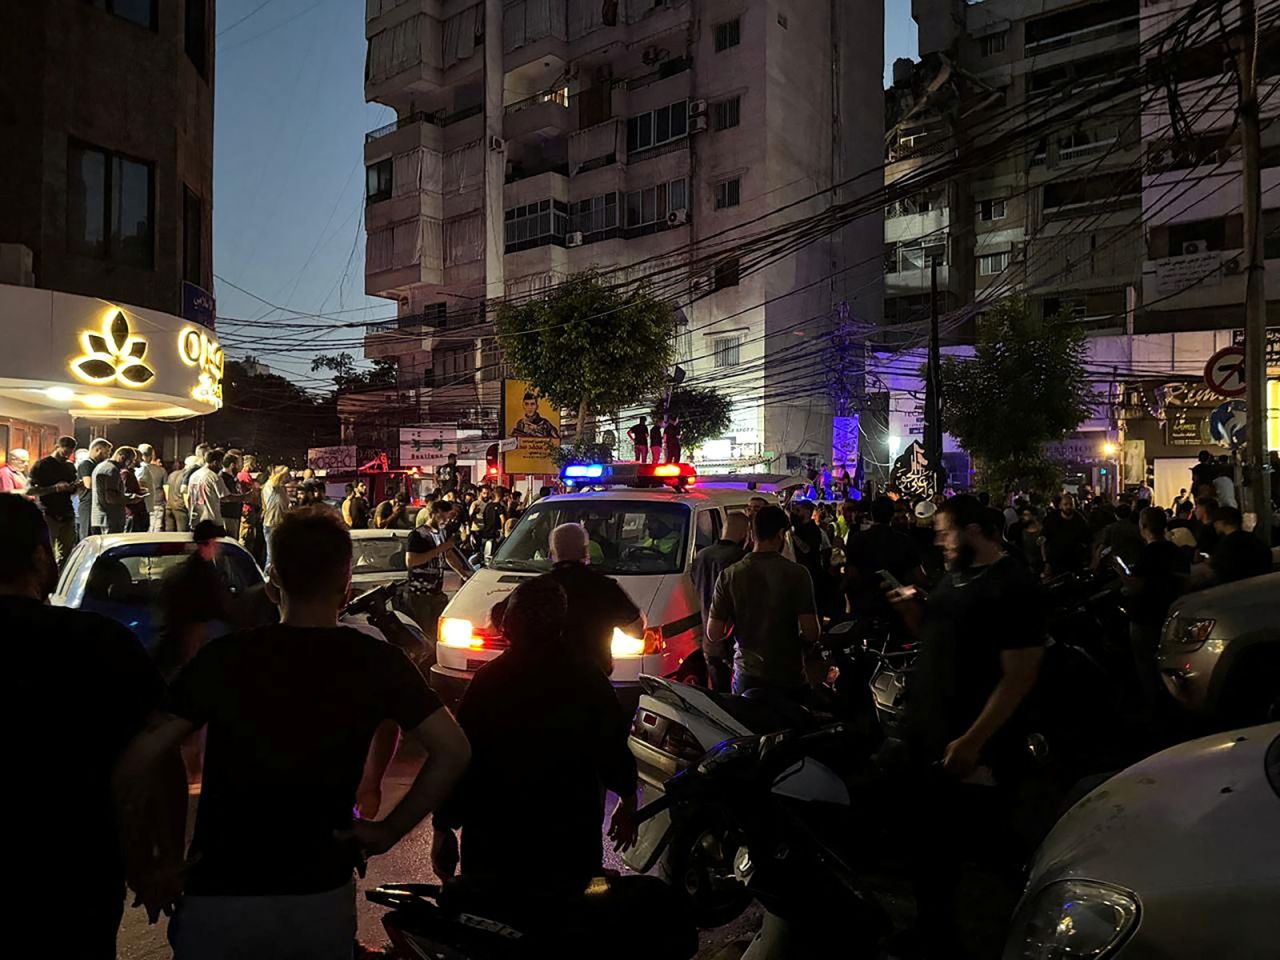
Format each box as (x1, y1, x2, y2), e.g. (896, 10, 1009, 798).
(1158, 572, 1280, 726)
(1004, 724, 1280, 959)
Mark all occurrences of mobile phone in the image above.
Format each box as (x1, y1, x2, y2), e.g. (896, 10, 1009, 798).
(877, 569, 905, 591)
(1113, 556, 1132, 576)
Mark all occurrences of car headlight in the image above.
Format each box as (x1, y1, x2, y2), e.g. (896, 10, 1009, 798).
(439, 617, 479, 649)
(1005, 879, 1139, 960)
(1161, 616, 1215, 653)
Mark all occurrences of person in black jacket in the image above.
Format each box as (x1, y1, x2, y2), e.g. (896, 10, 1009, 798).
(430, 576, 638, 888)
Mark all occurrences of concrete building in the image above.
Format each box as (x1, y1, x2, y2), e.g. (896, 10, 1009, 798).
(878, 0, 1279, 499)
(0, 0, 218, 460)
(353, 0, 883, 474)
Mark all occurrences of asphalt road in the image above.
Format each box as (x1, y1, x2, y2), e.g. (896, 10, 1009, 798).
(116, 758, 761, 960)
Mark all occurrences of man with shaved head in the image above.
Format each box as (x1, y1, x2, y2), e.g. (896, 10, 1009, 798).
(692, 511, 750, 691)
(541, 522, 643, 674)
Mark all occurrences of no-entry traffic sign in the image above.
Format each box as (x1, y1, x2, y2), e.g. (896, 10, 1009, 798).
(1204, 345, 1247, 398)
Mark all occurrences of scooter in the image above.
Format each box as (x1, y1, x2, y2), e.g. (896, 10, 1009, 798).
(641, 722, 890, 957)
(368, 873, 698, 959)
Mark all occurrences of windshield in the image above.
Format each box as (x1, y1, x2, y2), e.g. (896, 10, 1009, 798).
(352, 537, 407, 574)
(492, 500, 691, 575)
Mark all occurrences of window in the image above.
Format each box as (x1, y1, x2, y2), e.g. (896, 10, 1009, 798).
(436, 343, 475, 382)
(503, 198, 569, 251)
(714, 177, 741, 210)
(713, 335, 742, 368)
(67, 142, 154, 268)
(182, 186, 203, 287)
(626, 100, 689, 154)
(571, 192, 619, 237)
(694, 509, 722, 552)
(891, 241, 946, 273)
(978, 198, 1007, 222)
(185, 0, 208, 76)
(712, 96, 740, 131)
(979, 31, 1007, 57)
(492, 500, 691, 575)
(713, 257, 740, 290)
(93, 0, 158, 30)
(979, 251, 1010, 276)
(714, 17, 741, 52)
(1167, 217, 1228, 255)
(366, 159, 392, 202)
(625, 178, 688, 231)
(479, 337, 506, 382)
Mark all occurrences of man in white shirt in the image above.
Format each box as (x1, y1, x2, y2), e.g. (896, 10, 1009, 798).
(135, 443, 168, 533)
(187, 449, 240, 529)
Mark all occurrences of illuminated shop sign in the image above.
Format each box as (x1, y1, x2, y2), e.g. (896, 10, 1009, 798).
(179, 325, 225, 409)
(70, 310, 155, 388)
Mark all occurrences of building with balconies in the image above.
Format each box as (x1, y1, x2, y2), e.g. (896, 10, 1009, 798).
(352, 0, 884, 473)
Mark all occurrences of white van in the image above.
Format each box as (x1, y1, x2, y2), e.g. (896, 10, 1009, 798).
(429, 465, 772, 708)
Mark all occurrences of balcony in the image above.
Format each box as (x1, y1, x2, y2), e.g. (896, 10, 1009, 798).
(504, 90, 574, 141)
(363, 307, 449, 358)
(885, 264, 956, 298)
(569, 118, 624, 175)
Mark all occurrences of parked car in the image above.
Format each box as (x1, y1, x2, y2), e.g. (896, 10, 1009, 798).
(1004, 723, 1280, 959)
(349, 527, 464, 595)
(51, 533, 264, 654)
(1159, 572, 1280, 726)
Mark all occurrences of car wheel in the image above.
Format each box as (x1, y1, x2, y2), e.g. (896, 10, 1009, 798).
(1223, 648, 1280, 726)
(661, 808, 753, 928)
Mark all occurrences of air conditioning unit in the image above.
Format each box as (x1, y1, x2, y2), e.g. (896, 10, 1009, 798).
(566, 231, 585, 247)
(666, 208, 689, 226)
(1222, 256, 1243, 275)
(488, 135, 504, 152)
(689, 115, 709, 134)
(689, 99, 708, 117)
(1181, 240, 1207, 256)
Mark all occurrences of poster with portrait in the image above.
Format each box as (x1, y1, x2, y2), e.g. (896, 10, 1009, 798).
(502, 379, 561, 474)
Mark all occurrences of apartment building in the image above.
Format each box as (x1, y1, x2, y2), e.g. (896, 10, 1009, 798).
(0, 0, 217, 460)
(879, 0, 1278, 499)
(353, 0, 883, 472)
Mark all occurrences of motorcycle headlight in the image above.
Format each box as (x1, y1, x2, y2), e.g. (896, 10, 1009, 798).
(1005, 879, 1139, 960)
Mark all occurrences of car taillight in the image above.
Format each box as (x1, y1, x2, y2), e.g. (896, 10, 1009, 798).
(438, 617, 507, 650)
(660, 722, 706, 765)
(612, 626, 665, 659)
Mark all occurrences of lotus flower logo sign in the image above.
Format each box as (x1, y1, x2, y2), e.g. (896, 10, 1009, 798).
(71, 310, 156, 388)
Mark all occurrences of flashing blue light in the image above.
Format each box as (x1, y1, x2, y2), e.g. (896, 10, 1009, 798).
(563, 464, 605, 479)
(1100, 468, 1108, 476)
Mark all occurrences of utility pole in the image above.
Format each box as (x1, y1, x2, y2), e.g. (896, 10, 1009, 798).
(924, 259, 943, 492)
(1235, 0, 1272, 541)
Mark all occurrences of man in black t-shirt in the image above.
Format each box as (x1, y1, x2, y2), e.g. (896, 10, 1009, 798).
(26, 435, 80, 564)
(475, 485, 505, 558)
(1122, 508, 1190, 716)
(1041, 493, 1091, 576)
(1209, 505, 1272, 585)
(649, 420, 664, 464)
(115, 508, 470, 959)
(890, 495, 1045, 952)
(542, 522, 642, 674)
(431, 576, 637, 888)
(2, 494, 167, 959)
(844, 496, 921, 619)
(627, 416, 650, 462)
(436, 453, 459, 496)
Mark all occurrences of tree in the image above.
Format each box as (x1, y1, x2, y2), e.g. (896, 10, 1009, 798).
(311, 352, 397, 391)
(940, 298, 1092, 498)
(653, 386, 733, 453)
(204, 359, 339, 466)
(495, 271, 678, 439)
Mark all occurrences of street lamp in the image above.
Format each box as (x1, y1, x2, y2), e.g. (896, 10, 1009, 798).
(1101, 441, 1120, 496)
(1101, 441, 1118, 457)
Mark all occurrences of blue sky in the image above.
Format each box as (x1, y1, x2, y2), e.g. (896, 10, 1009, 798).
(212, 0, 918, 383)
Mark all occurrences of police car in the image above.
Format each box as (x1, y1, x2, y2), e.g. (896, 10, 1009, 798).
(429, 463, 772, 708)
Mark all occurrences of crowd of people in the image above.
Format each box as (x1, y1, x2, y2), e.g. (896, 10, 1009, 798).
(5, 434, 1276, 960)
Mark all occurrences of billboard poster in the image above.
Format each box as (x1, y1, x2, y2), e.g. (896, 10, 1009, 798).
(399, 426, 457, 468)
(502, 379, 561, 475)
(306, 445, 357, 473)
(832, 415, 859, 471)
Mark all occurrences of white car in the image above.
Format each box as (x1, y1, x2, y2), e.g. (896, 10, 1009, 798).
(51, 532, 264, 654)
(1004, 723, 1280, 959)
(429, 464, 772, 709)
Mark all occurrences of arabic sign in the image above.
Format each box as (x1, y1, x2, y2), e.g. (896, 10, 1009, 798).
(1231, 327, 1280, 372)
(306, 445, 357, 472)
(888, 440, 940, 498)
(1165, 410, 1208, 446)
(181, 282, 216, 330)
(399, 426, 457, 468)
(1152, 250, 1222, 296)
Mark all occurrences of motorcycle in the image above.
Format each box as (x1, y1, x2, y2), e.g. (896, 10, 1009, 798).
(367, 873, 698, 959)
(638, 722, 890, 957)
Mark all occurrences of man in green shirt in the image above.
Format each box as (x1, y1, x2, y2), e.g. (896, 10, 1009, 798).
(706, 505, 820, 695)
